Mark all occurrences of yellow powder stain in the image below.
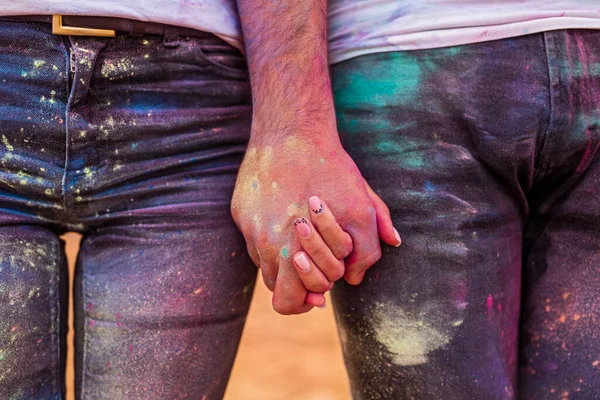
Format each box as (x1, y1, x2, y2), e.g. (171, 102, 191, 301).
(271, 181, 279, 191)
(372, 301, 461, 366)
(142, 39, 150, 45)
(75, 196, 83, 202)
(83, 167, 93, 179)
(33, 60, 46, 69)
(113, 162, 122, 171)
(144, 54, 150, 59)
(246, 147, 257, 159)
(287, 203, 306, 217)
(272, 224, 282, 233)
(80, 131, 87, 138)
(2, 135, 14, 151)
(44, 189, 52, 195)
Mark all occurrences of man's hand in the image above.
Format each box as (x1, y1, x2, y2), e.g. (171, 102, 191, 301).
(234, 0, 400, 314)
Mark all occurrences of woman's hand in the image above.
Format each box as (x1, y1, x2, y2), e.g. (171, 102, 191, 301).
(231, 134, 401, 315)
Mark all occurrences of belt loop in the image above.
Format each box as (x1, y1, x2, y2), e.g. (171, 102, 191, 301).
(163, 25, 180, 48)
(131, 20, 145, 36)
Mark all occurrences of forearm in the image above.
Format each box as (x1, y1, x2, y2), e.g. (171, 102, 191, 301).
(237, 0, 337, 144)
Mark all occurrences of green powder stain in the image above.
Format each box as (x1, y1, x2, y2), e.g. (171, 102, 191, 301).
(280, 246, 290, 259)
(0, 349, 6, 362)
(333, 52, 422, 110)
(375, 135, 425, 169)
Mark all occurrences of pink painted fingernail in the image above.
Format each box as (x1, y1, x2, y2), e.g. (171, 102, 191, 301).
(294, 252, 311, 272)
(309, 196, 324, 215)
(394, 228, 402, 247)
(294, 217, 311, 237)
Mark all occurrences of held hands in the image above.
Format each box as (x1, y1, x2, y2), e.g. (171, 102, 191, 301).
(231, 135, 401, 314)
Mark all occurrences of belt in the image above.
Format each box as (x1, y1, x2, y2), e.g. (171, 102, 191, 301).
(1, 15, 211, 38)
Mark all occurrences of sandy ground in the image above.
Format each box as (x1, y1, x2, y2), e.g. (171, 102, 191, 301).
(63, 232, 351, 400)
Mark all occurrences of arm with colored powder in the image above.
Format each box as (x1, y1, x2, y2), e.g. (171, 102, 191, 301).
(231, 0, 402, 314)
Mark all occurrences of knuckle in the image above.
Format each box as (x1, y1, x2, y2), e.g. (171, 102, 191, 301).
(317, 220, 337, 235)
(311, 281, 333, 293)
(329, 262, 345, 281)
(272, 298, 293, 315)
(306, 242, 327, 258)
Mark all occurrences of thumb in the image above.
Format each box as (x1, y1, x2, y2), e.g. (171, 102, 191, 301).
(365, 181, 401, 247)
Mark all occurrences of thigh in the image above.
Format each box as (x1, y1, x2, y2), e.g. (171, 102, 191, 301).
(66, 32, 257, 400)
(74, 217, 256, 399)
(0, 225, 68, 400)
(519, 29, 600, 400)
(330, 36, 550, 399)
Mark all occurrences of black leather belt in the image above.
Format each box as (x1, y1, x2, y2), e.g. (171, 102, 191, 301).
(1, 15, 212, 38)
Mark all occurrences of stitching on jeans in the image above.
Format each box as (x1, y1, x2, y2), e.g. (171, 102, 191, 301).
(534, 31, 555, 181)
(62, 38, 72, 216)
(49, 238, 59, 397)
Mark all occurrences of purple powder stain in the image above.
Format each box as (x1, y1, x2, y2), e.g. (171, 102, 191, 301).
(487, 294, 493, 317)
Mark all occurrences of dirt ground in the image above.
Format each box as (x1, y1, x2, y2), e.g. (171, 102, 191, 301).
(63, 232, 351, 400)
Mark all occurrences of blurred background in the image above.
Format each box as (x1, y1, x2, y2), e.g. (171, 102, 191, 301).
(62, 232, 351, 400)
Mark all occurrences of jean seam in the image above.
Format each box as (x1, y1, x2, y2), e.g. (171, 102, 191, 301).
(50, 238, 60, 398)
(62, 38, 73, 216)
(533, 31, 555, 181)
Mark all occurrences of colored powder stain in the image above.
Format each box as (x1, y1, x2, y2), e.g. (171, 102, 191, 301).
(33, 60, 46, 69)
(116, 312, 122, 328)
(333, 51, 421, 109)
(375, 136, 425, 168)
(319, 158, 325, 164)
(424, 181, 435, 192)
(280, 246, 290, 259)
(20, 71, 27, 77)
(272, 224, 282, 233)
(372, 301, 453, 366)
(487, 295, 493, 315)
(0, 349, 6, 362)
(252, 179, 259, 189)
(83, 167, 94, 179)
(271, 181, 279, 191)
(2, 135, 14, 151)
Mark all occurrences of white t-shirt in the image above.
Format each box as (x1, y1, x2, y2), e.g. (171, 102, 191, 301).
(327, 0, 600, 63)
(3, 1, 600, 64)
(0, 0, 243, 51)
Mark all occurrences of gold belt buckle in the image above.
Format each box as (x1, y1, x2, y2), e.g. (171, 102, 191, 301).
(52, 15, 116, 37)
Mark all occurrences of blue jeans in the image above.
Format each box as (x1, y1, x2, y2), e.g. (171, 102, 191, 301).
(0, 20, 256, 399)
(331, 29, 600, 399)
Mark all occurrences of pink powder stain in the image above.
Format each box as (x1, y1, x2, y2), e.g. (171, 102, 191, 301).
(87, 302, 93, 312)
(497, 303, 502, 312)
(487, 294, 494, 317)
(477, 30, 489, 39)
(129, 344, 134, 354)
(116, 312, 122, 328)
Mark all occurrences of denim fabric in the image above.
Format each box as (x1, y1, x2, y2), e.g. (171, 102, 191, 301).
(0, 20, 256, 399)
(331, 30, 600, 399)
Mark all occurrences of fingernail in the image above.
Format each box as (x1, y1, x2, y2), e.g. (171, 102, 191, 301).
(309, 196, 324, 215)
(294, 217, 311, 237)
(294, 252, 311, 272)
(318, 303, 327, 310)
(393, 227, 402, 247)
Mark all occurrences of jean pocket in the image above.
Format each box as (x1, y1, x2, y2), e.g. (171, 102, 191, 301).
(193, 37, 249, 80)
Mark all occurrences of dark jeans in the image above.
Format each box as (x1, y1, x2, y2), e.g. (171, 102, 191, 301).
(0, 21, 256, 399)
(331, 29, 600, 399)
